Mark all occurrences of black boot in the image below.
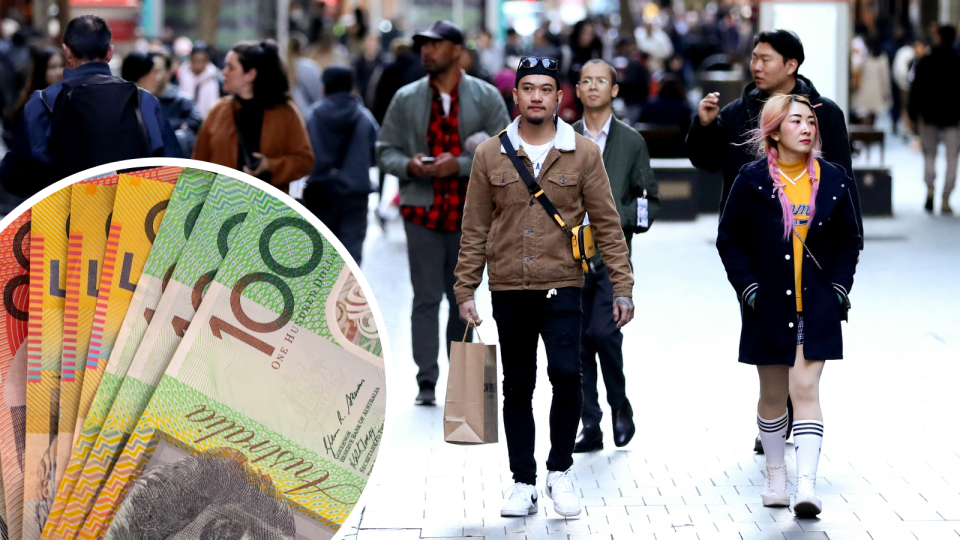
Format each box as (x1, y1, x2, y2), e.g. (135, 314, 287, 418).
(925, 194, 935, 213)
(611, 399, 636, 448)
(414, 385, 436, 406)
(573, 424, 603, 453)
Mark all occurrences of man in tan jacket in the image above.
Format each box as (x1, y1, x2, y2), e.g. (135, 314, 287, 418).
(454, 57, 634, 519)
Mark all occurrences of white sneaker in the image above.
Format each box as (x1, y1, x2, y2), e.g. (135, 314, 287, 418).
(762, 463, 790, 507)
(501, 482, 538, 517)
(793, 475, 823, 517)
(545, 469, 582, 517)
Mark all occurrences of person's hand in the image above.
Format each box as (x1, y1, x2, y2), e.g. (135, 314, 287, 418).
(433, 152, 460, 178)
(406, 153, 434, 178)
(243, 152, 271, 177)
(612, 296, 634, 328)
(698, 92, 721, 126)
(459, 300, 483, 326)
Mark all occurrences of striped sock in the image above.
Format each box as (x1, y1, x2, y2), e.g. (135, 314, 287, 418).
(793, 420, 824, 481)
(757, 411, 789, 466)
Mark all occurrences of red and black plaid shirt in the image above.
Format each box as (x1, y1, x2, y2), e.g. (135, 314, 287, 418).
(401, 75, 466, 231)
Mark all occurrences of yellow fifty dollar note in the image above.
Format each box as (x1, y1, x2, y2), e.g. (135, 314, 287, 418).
(47, 173, 175, 540)
(23, 184, 72, 540)
(56, 179, 119, 496)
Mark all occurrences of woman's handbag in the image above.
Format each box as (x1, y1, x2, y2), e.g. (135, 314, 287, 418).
(233, 109, 273, 184)
(498, 131, 603, 273)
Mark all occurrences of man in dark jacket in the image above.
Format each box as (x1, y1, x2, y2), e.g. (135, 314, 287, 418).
(304, 66, 379, 265)
(571, 59, 659, 453)
(685, 29, 862, 238)
(0, 15, 181, 197)
(908, 24, 960, 215)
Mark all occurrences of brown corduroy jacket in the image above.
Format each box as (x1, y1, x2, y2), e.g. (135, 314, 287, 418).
(454, 118, 634, 304)
(192, 96, 314, 192)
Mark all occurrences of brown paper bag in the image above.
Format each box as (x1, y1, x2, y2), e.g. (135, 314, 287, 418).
(444, 325, 498, 445)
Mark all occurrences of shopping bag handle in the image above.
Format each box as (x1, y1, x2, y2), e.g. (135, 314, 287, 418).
(462, 321, 483, 343)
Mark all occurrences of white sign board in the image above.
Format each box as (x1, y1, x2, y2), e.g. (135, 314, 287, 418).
(760, 1, 850, 118)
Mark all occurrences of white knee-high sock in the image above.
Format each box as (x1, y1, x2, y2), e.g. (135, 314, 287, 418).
(793, 420, 824, 480)
(757, 411, 789, 466)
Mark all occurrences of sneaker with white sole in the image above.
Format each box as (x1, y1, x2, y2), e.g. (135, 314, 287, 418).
(500, 482, 538, 517)
(793, 475, 822, 517)
(545, 469, 582, 517)
(762, 463, 790, 507)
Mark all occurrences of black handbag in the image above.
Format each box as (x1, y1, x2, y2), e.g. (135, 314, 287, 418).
(233, 109, 273, 184)
(302, 121, 359, 210)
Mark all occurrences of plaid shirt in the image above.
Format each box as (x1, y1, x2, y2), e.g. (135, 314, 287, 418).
(401, 75, 466, 231)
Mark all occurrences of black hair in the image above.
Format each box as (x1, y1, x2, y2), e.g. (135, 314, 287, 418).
(191, 40, 211, 57)
(939, 25, 957, 47)
(150, 47, 172, 70)
(322, 65, 353, 94)
(657, 74, 686, 100)
(63, 15, 112, 61)
(754, 29, 805, 67)
(28, 46, 63, 93)
(580, 58, 617, 86)
(231, 40, 290, 108)
(121, 51, 156, 83)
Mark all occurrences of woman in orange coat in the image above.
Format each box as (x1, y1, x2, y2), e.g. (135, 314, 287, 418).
(193, 40, 313, 192)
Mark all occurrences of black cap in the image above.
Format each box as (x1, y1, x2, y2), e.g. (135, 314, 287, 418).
(413, 21, 464, 46)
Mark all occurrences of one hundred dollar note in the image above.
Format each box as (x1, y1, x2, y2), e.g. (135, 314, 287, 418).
(44, 170, 220, 539)
(87, 188, 385, 540)
(23, 185, 71, 540)
(0, 211, 33, 540)
(43, 172, 176, 539)
(44, 169, 213, 538)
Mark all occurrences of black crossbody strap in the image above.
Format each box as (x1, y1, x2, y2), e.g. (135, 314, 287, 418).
(498, 131, 571, 237)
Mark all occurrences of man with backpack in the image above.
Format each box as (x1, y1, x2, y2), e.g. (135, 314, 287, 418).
(303, 66, 379, 265)
(0, 15, 182, 197)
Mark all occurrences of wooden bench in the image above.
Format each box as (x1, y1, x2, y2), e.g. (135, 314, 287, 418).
(848, 125, 885, 164)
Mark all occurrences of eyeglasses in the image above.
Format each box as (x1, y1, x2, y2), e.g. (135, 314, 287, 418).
(518, 56, 559, 71)
(578, 77, 610, 87)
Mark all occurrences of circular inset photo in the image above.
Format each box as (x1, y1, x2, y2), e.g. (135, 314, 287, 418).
(0, 159, 389, 540)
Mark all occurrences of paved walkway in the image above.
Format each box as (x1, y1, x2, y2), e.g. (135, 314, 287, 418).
(0, 110, 955, 539)
(342, 132, 960, 540)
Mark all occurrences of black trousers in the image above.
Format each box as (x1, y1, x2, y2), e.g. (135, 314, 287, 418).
(492, 287, 583, 486)
(311, 194, 369, 266)
(404, 220, 471, 389)
(580, 266, 627, 427)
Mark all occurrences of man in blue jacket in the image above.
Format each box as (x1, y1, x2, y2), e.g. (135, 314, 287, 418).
(304, 66, 379, 265)
(0, 15, 181, 197)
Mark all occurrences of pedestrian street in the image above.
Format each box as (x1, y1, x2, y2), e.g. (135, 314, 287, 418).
(341, 134, 960, 540)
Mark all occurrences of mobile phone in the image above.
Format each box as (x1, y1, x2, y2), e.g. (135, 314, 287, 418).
(420, 157, 436, 163)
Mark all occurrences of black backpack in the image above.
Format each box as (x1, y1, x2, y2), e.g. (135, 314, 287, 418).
(41, 74, 152, 177)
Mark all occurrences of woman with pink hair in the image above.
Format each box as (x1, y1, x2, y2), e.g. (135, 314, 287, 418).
(716, 93, 861, 517)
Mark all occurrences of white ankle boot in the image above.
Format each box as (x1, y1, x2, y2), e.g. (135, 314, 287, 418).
(793, 475, 822, 517)
(762, 463, 790, 507)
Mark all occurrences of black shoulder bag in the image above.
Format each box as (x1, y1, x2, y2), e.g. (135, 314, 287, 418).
(301, 120, 358, 210)
(233, 108, 273, 184)
(498, 131, 603, 273)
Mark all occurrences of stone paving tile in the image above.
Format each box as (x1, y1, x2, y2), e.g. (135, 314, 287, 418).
(353, 137, 960, 540)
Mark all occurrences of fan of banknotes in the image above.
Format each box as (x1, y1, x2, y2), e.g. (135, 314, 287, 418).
(0, 164, 386, 540)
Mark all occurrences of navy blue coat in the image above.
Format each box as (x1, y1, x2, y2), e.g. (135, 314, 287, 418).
(717, 158, 861, 366)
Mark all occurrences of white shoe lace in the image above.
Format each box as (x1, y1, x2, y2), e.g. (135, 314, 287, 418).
(796, 474, 816, 495)
(508, 483, 534, 503)
(765, 464, 788, 494)
(550, 469, 575, 496)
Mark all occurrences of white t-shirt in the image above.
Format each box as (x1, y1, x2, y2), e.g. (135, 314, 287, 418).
(440, 92, 452, 116)
(519, 139, 554, 178)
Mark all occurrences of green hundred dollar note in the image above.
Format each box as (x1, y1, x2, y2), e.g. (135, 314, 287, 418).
(88, 187, 386, 540)
(45, 169, 215, 539)
(51, 175, 252, 537)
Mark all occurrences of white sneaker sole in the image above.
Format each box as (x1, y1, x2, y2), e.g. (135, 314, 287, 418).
(500, 501, 538, 517)
(546, 485, 582, 517)
(793, 497, 822, 517)
(762, 493, 791, 507)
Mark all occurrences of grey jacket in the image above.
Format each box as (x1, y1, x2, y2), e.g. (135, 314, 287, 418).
(376, 73, 510, 207)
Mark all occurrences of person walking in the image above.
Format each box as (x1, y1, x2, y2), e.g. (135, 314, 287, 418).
(177, 41, 221, 118)
(122, 49, 203, 158)
(686, 29, 862, 231)
(908, 24, 960, 215)
(717, 93, 860, 516)
(570, 59, 660, 452)
(287, 34, 324, 117)
(0, 15, 181, 197)
(376, 21, 510, 406)
(850, 37, 892, 126)
(454, 56, 635, 518)
(303, 66, 379, 265)
(192, 40, 313, 193)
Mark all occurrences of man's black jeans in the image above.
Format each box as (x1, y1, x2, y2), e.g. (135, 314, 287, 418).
(580, 266, 627, 427)
(492, 287, 583, 486)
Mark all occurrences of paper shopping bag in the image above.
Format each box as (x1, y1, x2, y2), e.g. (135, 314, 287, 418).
(444, 327, 498, 445)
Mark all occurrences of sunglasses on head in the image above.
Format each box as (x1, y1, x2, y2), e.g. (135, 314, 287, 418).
(518, 56, 559, 71)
